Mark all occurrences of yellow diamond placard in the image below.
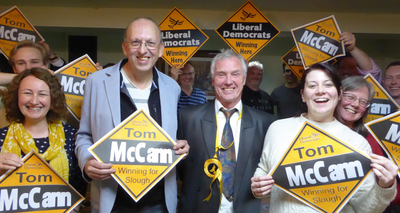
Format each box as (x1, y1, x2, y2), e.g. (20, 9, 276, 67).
(89, 109, 185, 202)
(366, 110, 400, 178)
(54, 54, 98, 121)
(215, 0, 280, 61)
(281, 46, 305, 79)
(291, 15, 345, 69)
(0, 6, 44, 58)
(0, 151, 84, 212)
(160, 7, 209, 67)
(269, 122, 372, 213)
(364, 74, 400, 123)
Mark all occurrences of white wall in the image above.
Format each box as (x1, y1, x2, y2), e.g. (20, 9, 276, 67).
(2, 5, 400, 93)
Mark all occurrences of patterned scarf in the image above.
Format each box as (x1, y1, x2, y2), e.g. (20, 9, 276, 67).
(1, 121, 69, 181)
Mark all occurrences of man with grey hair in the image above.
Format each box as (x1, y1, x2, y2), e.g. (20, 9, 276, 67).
(241, 61, 274, 114)
(75, 17, 189, 213)
(177, 49, 274, 213)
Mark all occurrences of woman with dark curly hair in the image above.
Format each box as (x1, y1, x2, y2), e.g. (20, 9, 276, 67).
(0, 67, 86, 199)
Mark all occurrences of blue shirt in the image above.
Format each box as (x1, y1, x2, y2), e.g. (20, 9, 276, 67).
(178, 87, 207, 110)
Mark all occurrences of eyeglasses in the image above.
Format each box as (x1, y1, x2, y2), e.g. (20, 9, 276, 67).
(342, 93, 371, 108)
(284, 69, 292, 74)
(125, 40, 159, 50)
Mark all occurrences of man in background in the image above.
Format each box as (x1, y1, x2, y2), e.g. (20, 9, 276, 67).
(271, 63, 303, 119)
(241, 61, 274, 114)
(170, 63, 207, 110)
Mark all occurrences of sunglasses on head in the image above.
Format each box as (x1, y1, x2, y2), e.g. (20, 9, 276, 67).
(284, 69, 292, 74)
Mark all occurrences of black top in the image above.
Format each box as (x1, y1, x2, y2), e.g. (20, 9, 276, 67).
(271, 84, 303, 119)
(0, 123, 87, 196)
(241, 85, 274, 114)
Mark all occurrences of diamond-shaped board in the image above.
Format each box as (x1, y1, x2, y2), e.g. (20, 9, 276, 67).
(0, 6, 44, 58)
(291, 15, 345, 69)
(269, 122, 372, 213)
(365, 110, 400, 178)
(364, 74, 400, 123)
(89, 109, 185, 202)
(281, 46, 304, 80)
(0, 151, 84, 212)
(215, 0, 280, 61)
(54, 54, 98, 121)
(160, 7, 209, 67)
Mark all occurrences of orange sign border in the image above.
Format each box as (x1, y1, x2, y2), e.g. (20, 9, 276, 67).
(54, 54, 97, 121)
(291, 15, 345, 69)
(268, 121, 372, 213)
(0, 150, 85, 213)
(365, 110, 400, 178)
(88, 109, 186, 202)
(215, 0, 280, 61)
(159, 7, 209, 67)
(0, 6, 44, 58)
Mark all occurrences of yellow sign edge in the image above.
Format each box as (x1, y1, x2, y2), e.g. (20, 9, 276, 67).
(290, 15, 345, 69)
(54, 54, 98, 121)
(365, 110, 400, 178)
(364, 74, 400, 109)
(88, 109, 186, 201)
(281, 45, 302, 80)
(0, 6, 45, 59)
(214, 0, 281, 61)
(268, 121, 373, 212)
(159, 7, 210, 67)
(0, 150, 85, 212)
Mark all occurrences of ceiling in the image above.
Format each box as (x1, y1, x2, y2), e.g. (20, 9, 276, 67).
(2, 0, 400, 14)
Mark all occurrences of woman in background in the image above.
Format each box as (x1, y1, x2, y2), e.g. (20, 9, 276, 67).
(335, 75, 400, 212)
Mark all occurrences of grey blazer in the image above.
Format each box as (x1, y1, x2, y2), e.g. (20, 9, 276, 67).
(177, 101, 274, 213)
(75, 59, 180, 213)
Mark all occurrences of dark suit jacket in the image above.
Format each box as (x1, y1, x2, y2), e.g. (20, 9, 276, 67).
(177, 101, 274, 213)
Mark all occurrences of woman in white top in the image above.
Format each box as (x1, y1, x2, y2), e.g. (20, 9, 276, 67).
(251, 63, 398, 213)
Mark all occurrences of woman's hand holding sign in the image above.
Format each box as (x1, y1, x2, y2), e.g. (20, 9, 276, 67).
(251, 175, 275, 198)
(0, 152, 23, 175)
(370, 153, 398, 188)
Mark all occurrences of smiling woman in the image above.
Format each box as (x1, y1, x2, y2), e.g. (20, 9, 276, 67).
(0, 68, 87, 202)
(251, 63, 398, 213)
(335, 76, 374, 137)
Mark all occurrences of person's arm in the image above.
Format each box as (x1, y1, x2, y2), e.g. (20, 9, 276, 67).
(347, 138, 397, 213)
(0, 73, 16, 86)
(340, 32, 373, 71)
(75, 75, 115, 181)
(170, 64, 183, 81)
(38, 41, 65, 71)
(340, 32, 382, 83)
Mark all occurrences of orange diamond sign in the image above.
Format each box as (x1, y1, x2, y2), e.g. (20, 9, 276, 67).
(366, 111, 400, 178)
(269, 122, 372, 213)
(215, 0, 280, 61)
(54, 54, 98, 121)
(364, 74, 400, 123)
(291, 15, 345, 69)
(160, 7, 209, 67)
(0, 6, 44, 58)
(281, 46, 304, 80)
(0, 151, 84, 212)
(89, 109, 185, 202)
